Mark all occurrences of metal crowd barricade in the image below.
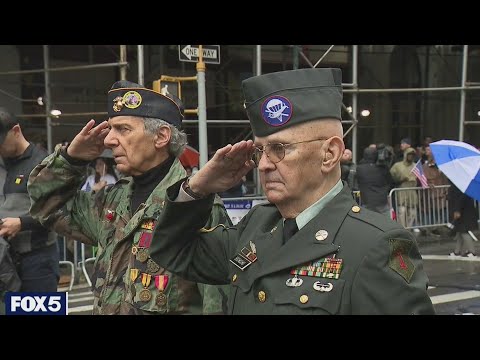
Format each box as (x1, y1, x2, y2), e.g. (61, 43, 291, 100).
(388, 185, 450, 230)
(78, 243, 96, 287)
(57, 235, 97, 290)
(57, 234, 75, 291)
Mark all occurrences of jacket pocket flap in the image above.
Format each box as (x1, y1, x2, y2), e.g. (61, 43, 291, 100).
(274, 278, 345, 314)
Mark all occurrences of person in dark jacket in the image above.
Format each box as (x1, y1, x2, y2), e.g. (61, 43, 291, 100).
(356, 147, 394, 217)
(0, 108, 58, 292)
(448, 181, 478, 257)
(340, 148, 357, 191)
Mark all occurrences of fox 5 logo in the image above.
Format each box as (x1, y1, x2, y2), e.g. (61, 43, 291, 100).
(5, 292, 68, 315)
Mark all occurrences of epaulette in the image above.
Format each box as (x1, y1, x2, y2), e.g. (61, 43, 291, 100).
(347, 205, 401, 233)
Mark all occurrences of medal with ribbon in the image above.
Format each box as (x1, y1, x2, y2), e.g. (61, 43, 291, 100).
(155, 274, 169, 306)
(139, 273, 152, 302)
(136, 232, 152, 262)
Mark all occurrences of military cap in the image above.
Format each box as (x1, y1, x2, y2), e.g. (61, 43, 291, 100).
(0, 107, 18, 144)
(242, 68, 343, 137)
(107, 80, 184, 129)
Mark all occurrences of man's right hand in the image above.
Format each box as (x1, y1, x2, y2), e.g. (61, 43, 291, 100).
(66, 119, 110, 161)
(187, 140, 256, 196)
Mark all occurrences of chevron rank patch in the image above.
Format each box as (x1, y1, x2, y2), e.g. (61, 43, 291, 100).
(388, 239, 415, 283)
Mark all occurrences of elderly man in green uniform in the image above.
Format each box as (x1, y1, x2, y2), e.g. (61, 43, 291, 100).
(27, 80, 230, 315)
(148, 68, 435, 315)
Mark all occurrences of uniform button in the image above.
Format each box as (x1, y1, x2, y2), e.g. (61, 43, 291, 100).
(300, 295, 309, 304)
(352, 205, 361, 213)
(258, 290, 266, 302)
(232, 274, 237, 282)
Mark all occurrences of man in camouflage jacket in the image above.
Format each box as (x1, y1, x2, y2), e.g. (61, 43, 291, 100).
(28, 80, 230, 315)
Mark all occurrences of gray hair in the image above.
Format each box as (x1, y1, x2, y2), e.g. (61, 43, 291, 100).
(143, 117, 187, 157)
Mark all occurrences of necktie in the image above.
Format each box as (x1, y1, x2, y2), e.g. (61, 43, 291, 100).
(283, 218, 298, 243)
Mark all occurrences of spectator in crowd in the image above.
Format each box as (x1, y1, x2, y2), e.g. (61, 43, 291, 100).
(356, 147, 394, 217)
(148, 68, 434, 315)
(395, 137, 417, 163)
(422, 144, 449, 232)
(390, 147, 418, 229)
(448, 182, 478, 257)
(81, 152, 117, 192)
(28, 81, 231, 315)
(340, 148, 357, 191)
(0, 108, 59, 293)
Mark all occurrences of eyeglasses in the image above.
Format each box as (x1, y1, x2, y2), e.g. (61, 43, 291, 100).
(252, 138, 329, 167)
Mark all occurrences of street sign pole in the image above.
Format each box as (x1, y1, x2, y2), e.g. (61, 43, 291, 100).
(197, 45, 209, 168)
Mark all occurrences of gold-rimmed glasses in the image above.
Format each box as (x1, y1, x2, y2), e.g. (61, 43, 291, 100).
(252, 138, 328, 167)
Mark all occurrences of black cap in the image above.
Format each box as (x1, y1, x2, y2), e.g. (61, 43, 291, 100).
(107, 80, 184, 128)
(401, 138, 412, 146)
(242, 68, 343, 137)
(0, 107, 18, 144)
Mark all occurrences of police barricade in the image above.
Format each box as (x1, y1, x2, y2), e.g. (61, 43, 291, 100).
(388, 185, 450, 230)
(222, 196, 269, 225)
(57, 234, 75, 291)
(78, 243, 96, 287)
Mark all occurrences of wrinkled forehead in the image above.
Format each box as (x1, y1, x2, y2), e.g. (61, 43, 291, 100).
(108, 115, 144, 127)
(254, 123, 299, 145)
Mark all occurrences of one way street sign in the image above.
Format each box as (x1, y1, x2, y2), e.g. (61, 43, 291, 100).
(178, 45, 221, 64)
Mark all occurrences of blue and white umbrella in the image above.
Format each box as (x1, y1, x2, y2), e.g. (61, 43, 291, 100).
(430, 140, 480, 202)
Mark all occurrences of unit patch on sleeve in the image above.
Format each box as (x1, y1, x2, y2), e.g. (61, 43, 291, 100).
(388, 238, 415, 283)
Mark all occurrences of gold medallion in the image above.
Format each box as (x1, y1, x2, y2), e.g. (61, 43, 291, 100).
(155, 292, 167, 307)
(136, 248, 149, 262)
(139, 288, 152, 302)
(146, 258, 161, 273)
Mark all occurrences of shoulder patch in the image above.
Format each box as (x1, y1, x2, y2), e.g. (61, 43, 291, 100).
(388, 238, 415, 283)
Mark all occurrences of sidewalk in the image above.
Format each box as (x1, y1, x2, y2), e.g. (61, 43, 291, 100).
(415, 228, 480, 256)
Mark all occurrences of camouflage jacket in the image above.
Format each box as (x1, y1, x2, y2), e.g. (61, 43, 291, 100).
(28, 146, 231, 315)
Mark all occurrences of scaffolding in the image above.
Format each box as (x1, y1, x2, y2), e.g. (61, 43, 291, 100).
(0, 45, 478, 165)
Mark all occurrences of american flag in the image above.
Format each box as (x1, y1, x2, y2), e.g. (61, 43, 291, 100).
(411, 160, 429, 188)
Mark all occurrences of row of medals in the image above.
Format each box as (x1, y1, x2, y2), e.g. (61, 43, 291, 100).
(287, 256, 343, 292)
(131, 245, 167, 306)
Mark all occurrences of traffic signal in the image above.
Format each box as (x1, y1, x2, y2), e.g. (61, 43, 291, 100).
(152, 75, 198, 115)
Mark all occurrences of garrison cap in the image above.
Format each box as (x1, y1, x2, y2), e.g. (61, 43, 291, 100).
(107, 80, 184, 129)
(242, 68, 343, 137)
(0, 107, 18, 145)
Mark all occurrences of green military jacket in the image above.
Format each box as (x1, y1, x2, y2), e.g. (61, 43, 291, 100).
(28, 146, 230, 315)
(150, 180, 435, 315)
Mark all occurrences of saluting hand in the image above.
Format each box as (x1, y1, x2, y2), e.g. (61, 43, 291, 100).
(188, 140, 256, 196)
(67, 119, 110, 161)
